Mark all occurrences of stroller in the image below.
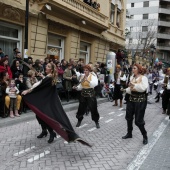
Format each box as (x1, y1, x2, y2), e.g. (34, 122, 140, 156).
(101, 83, 114, 102)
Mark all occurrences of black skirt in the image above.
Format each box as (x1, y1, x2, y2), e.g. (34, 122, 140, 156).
(113, 84, 123, 100)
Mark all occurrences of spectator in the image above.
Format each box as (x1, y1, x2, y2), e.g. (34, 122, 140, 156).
(15, 52, 22, 60)
(55, 61, 64, 80)
(33, 59, 44, 80)
(61, 59, 67, 71)
(43, 57, 49, 73)
(26, 70, 38, 89)
(116, 49, 123, 66)
(63, 63, 74, 91)
(0, 48, 5, 59)
(10, 60, 23, 78)
(6, 79, 20, 118)
(15, 73, 27, 95)
(13, 48, 20, 59)
(0, 57, 13, 78)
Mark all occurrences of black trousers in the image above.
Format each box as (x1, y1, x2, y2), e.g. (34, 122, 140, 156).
(36, 116, 53, 134)
(125, 101, 147, 136)
(76, 95, 100, 122)
(162, 90, 170, 111)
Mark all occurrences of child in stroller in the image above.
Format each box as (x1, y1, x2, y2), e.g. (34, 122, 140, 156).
(101, 83, 114, 102)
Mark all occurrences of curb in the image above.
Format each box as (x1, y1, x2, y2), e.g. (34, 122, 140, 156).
(0, 98, 108, 128)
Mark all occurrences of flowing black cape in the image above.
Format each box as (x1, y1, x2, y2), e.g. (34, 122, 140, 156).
(23, 77, 91, 147)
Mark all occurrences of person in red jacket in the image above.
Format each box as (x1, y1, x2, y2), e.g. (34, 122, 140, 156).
(0, 57, 13, 78)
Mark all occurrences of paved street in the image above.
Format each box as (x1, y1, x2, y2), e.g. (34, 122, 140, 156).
(0, 94, 168, 170)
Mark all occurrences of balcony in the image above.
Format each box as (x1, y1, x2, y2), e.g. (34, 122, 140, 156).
(158, 21, 170, 27)
(157, 33, 170, 39)
(157, 43, 170, 51)
(39, 0, 108, 30)
(159, 8, 170, 15)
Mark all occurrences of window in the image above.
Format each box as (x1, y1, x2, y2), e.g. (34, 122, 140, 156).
(0, 21, 22, 63)
(48, 34, 64, 61)
(129, 38, 133, 44)
(79, 42, 90, 64)
(143, 14, 148, 19)
(143, 1, 149, 7)
(130, 15, 134, 19)
(142, 26, 148, 32)
(130, 27, 133, 31)
(110, 3, 115, 24)
(131, 3, 134, 7)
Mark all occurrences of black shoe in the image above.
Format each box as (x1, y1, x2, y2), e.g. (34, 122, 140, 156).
(155, 99, 159, 103)
(76, 121, 82, 127)
(37, 130, 48, 138)
(95, 122, 100, 129)
(48, 132, 56, 143)
(143, 137, 148, 145)
(162, 110, 166, 114)
(122, 133, 132, 139)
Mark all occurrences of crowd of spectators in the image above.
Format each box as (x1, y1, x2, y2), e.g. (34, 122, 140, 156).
(83, 0, 100, 11)
(0, 47, 115, 119)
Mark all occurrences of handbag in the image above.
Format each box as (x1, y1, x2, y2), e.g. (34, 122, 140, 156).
(56, 79, 63, 90)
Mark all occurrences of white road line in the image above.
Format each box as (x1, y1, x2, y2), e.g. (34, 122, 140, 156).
(27, 150, 50, 163)
(119, 108, 124, 111)
(105, 119, 113, 123)
(13, 146, 35, 156)
(127, 116, 169, 170)
(88, 127, 96, 132)
(79, 124, 88, 128)
(64, 141, 68, 144)
(99, 117, 104, 120)
(108, 112, 115, 115)
(117, 113, 125, 117)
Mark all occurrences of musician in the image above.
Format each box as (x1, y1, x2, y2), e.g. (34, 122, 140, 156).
(122, 64, 149, 145)
(162, 68, 170, 114)
(73, 65, 100, 128)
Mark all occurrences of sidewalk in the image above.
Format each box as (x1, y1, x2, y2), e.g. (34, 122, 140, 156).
(0, 98, 108, 128)
(139, 117, 170, 170)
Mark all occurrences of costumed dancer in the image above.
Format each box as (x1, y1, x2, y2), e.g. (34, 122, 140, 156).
(73, 65, 100, 128)
(122, 64, 149, 145)
(22, 63, 91, 147)
(162, 68, 170, 114)
(155, 69, 165, 103)
(113, 65, 126, 107)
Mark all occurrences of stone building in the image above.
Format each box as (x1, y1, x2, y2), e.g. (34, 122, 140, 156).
(0, 0, 126, 64)
(126, 0, 170, 64)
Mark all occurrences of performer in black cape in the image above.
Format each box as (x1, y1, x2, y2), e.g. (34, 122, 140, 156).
(122, 64, 149, 145)
(22, 63, 91, 147)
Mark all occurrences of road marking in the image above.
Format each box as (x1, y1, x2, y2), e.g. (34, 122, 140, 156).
(64, 141, 68, 144)
(127, 116, 169, 170)
(79, 124, 88, 128)
(119, 108, 124, 111)
(99, 117, 104, 120)
(56, 135, 60, 138)
(13, 146, 35, 156)
(88, 127, 96, 132)
(117, 113, 125, 117)
(27, 150, 50, 163)
(105, 119, 113, 123)
(108, 112, 115, 115)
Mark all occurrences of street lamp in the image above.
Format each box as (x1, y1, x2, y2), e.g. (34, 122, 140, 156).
(150, 44, 156, 67)
(24, 0, 29, 59)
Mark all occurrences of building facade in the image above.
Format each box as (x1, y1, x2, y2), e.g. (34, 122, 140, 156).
(126, 0, 170, 64)
(0, 0, 126, 64)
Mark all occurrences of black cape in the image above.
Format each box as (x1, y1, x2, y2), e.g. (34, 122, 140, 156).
(23, 77, 91, 147)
